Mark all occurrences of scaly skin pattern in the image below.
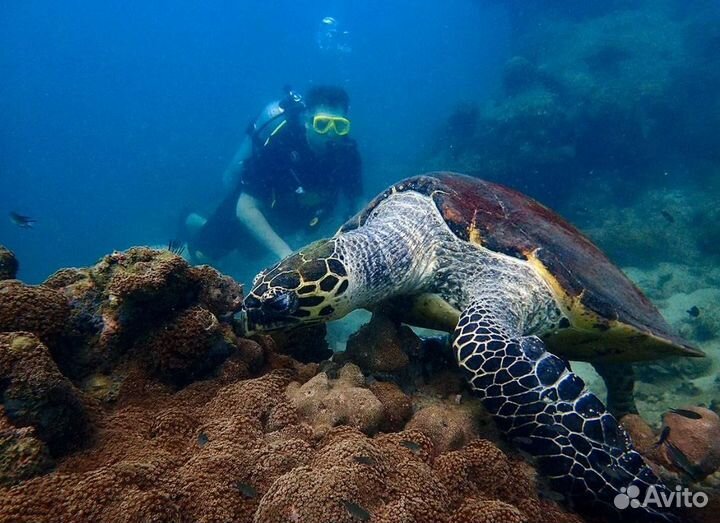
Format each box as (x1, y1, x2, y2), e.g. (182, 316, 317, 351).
(454, 301, 675, 522)
(245, 191, 677, 522)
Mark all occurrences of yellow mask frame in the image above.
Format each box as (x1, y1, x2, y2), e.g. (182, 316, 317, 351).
(312, 114, 351, 136)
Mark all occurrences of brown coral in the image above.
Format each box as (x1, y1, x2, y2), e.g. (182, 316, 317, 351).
(104, 248, 192, 305)
(661, 406, 720, 479)
(370, 380, 413, 432)
(286, 363, 384, 437)
(0, 418, 53, 486)
(29, 248, 246, 392)
(450, 499, 526, 523)
(0, 332, 593, 523)
(0, 332, 88, 455)
(344, 313, 416, 374)
(0, 280, 70, 349)
(254, 464, 386, 523)
(0, 245, 18, 280)
(434, 438, 518, 505)
(0, 250, 682, 523)
(138, 305, 234, 385)
(406, 400, 481, 454)
(188, 264, 244, 318)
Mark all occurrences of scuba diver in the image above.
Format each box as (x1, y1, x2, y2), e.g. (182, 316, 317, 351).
(185, 85, 362, 264)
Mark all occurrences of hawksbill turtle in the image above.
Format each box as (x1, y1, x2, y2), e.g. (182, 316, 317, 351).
(241, 172, 702, 521)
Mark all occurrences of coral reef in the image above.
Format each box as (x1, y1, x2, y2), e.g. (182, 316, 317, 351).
(406, 400, 483, 454)
(343, 313, 414, 374)
(573, 186, 705, 269)
(139, 305, 235, 385)
(0, 245, 18, 280)
(0, 248, 246, 483)
(38, 247, 244, 379)
(286, 364, 384, 438)
(0, 333, 88, 456)
(0, 280, 71, 349)
(0, 248, 717, 522)
(432, 1, 720, 207)
(369, 380, 413, 432)
(0, 341, 587, 523)
(0, 409, 53, 486)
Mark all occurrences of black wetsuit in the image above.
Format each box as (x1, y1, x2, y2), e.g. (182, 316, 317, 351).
(190, 118, 362, 261)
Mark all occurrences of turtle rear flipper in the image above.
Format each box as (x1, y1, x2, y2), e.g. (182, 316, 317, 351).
(453, 301, 677, 522)
(592, 361, 639, 418)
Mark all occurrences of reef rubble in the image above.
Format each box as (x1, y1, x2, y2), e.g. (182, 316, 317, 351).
(0, 246, 717, 522)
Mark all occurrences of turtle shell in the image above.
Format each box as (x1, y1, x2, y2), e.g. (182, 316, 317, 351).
(342, 172, 702, 361)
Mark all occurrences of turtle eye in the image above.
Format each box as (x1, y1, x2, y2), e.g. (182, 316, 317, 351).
(263, 291, 298, 315)
(244, 295, 261, 310)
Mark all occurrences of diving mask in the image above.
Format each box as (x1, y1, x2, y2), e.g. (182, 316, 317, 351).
(312, 114, 351, 136)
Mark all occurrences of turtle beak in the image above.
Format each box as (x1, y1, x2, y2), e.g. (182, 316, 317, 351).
(238, 291, 301, 334)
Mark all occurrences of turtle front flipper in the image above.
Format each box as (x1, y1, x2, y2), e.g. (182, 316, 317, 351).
(454, 301, 677, 522)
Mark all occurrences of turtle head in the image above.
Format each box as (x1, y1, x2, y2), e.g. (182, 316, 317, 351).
(242, 239, 352, 333)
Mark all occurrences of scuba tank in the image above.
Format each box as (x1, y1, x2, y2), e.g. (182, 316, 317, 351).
(247, 86, 305, 150)
(245, 86, 308, 196)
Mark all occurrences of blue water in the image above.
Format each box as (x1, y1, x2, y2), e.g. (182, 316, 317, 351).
(1, 1, 508, 284)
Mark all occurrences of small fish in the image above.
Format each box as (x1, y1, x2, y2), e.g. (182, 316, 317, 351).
(343, 501, 370, 521)
(167, 239, 185, 256)
(653, 426, 671, 448)
(660, 210, 675, 224)
(9, 211, 36, 228)
(237, 482, 257, 498)
(686, 306, 700, 318)
(353, 455, 377, 466)
(669, 408, 703, 420)
(197, 432, 209, 447)
(664, 441, 703, 481)
(400, 440, 422, 454)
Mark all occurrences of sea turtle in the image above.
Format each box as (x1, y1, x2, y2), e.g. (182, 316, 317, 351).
(241, 172, 702, 521)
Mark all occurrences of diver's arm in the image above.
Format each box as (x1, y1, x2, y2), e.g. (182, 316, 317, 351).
(235, 192, 293, 259)
(222, 138, 252, 189)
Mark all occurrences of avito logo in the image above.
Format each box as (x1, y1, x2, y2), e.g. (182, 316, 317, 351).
(614, 485, 708, 510)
